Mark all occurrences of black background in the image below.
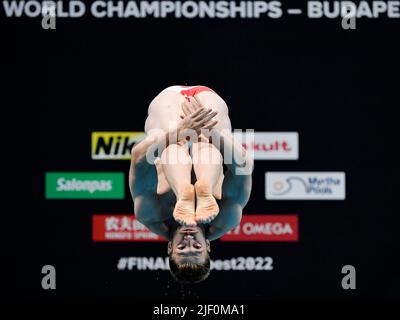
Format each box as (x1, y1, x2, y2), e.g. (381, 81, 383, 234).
(4, 0, 399, 302)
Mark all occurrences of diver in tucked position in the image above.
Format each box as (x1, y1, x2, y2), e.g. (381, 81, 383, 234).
(129, 85, 253, 283)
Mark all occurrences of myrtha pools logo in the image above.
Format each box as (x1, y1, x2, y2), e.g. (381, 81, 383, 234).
(265, 172, 346, 200)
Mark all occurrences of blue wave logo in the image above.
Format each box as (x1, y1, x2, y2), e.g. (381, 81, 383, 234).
(271, 177, 309, 195)
(271, 176, 340, 196)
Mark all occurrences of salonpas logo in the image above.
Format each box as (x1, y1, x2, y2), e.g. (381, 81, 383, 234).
(92, 132, 145, 160)
(45, 172, 125, 199)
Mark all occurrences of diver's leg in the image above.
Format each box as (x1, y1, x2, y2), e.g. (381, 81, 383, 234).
(160, 142, 196, 226)
(192, 141, 223, 223)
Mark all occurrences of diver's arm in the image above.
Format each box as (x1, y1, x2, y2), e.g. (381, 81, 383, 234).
(129, 125, 185, 203)
(131, 106, 218, 168)
(207, 200, 242, 241)
(129, 143, 166, 232)
(129, 160, 169, 240)
(207, 169, 252, 241)
(206, 130, 253, 240)
(209, 128, 254, 176)
(129, 153, 170, 239)
(130, 131, 174, 172)
(140, 219, 170, 240)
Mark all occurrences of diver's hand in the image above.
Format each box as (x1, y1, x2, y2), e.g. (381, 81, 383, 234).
(178, 97, 218, 137)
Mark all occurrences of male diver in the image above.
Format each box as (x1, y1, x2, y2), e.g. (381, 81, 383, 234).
(129, 85, 253, 283)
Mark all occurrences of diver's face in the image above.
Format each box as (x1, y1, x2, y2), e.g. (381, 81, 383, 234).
(168, 226, 210, 264)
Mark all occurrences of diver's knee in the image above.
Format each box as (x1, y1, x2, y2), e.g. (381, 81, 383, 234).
(161, 143, 192, 165)
(191, 142, 223, 165)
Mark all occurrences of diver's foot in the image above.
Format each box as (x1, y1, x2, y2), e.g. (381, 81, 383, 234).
(194, 180, 220, 224)
(173, 184, 196, 227)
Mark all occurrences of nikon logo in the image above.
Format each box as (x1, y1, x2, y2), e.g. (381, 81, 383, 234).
(91, 132, 145, 160)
